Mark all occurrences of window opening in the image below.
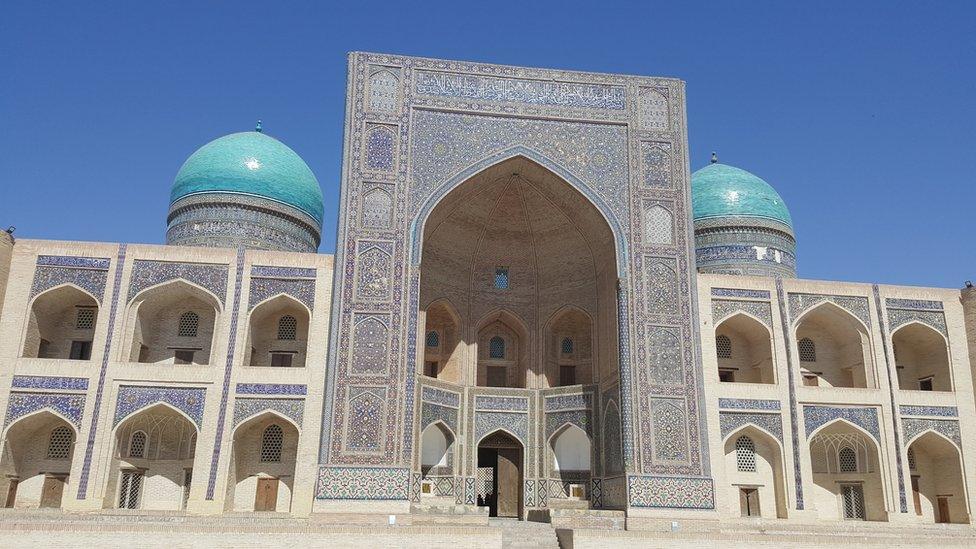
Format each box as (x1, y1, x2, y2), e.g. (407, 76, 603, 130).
(736, 436, 757, 472)
(47, 426, 73, 459)
(261, 424, 284, 462)
(277, 315, 297, 340)
(798, 338, 816, 362)
(716, 334, 732, 359)
(178, 311, 199, 338)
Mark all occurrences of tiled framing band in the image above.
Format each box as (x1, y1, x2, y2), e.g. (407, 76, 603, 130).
(774, 278, 804, 510)
(76, 243, 126, 499)
(205, 247, 246, 499)
(873, 284, 908, 513)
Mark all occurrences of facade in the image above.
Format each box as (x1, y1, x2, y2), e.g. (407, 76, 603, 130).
(0, 52, 974, 532)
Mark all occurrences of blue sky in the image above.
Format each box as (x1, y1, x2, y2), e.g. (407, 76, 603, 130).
(1, 2, 972, 288)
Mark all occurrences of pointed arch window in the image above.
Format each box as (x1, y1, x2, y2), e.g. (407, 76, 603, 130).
(838, 446, 857, 473)
(178, 311, 199, 338)
(489, 336, 505, 359)
(261, 424, 284, 462)
(735, 435, 757, 472)
(716, 334, 732, 359)
(47, 426, 73, 459)
(128, 431, 147, 458)
(798, 338, 817, 362)
(277, 315, 297, 340)
(561, 337, 574, 355)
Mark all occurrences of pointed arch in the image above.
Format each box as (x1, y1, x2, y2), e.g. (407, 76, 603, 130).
(904, 427, 962, 455)
(793, 300, 870, 334)
(891, 321, 952, 391)
(127, 277, 224, 312)
(808, 417, 881, 446)
(249, 291, 312, 318)
(231, 408, 303, 436)
(112, 401, 201, 434)
(1, 408, 79, 439)
(794, 301, 874, 389)
(409, 148, 629, 275)
(22, 283, 101, 359)
(714, 311, 776, 384)
(476, 427, 526, 448)
(27, 282, 101, 308)
(721, 421, 785, 453)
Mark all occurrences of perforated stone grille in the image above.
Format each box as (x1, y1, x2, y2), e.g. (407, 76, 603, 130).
(907, 448, 917, 470)
(489, 337, 505, 359)
(798, 338, 816, 362)
(735, 436, 756, 472)
(129, 431, 147, 458)
(261, 424, 283, 462)
(75, 307, 96, 329)
(561, 337, 574, 355)
(47, 426, 73, 459)
(716, 335, 732, 359)
(178, 311, 199, 338)
(494, 267, 509, 290)
(838, 447, 857, 473)
(118, 471, 143, 509)
(842, 484, 865, 519)
(277, 315, 297, 340)
(426, 331, 440, 348)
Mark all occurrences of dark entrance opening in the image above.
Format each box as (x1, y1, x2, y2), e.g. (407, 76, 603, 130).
(477, 431, 523, 519)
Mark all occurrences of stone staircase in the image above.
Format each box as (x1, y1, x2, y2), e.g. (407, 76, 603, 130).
(489, 518, 560, 549)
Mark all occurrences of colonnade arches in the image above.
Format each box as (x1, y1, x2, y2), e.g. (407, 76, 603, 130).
(721, 424, 787, 518)
(0, 410, 78, 509)
(794, 303, 874, 388)
(808, 419, 886, 521)
(22, 284, 99, 360)
(124, 279, 222, 366)
(226, 411, 300, 512)
(905, 430, 969, 524)
(105, 402, 198, 510)
(891, 322, 952, 392)
(714, 312, 775, 384)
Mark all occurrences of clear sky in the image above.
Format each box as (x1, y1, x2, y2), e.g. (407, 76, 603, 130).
(1, 2, 973, 288)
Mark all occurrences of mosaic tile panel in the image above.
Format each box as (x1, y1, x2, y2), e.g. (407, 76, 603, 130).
(645, 326, 682, 385)
(788, 293, 871, 328)
(113, 386, 207, 428)
(803, 405, 880, 442)
(711, 288, 771, 299)
(420, 402, 458, 433)
(247, 276, 315, 311)
(902, 418, 962, 449)
(235, 383, 307, 396)
(360, 184, 395, 230)
(345, 387, 386, 452)
(717, 398, 781, 411)
(644, 258, 678, 314)
(355, 241, 394, 301)
(640, 141, 673, 188)
(30, 265, 109, 302)
(775, 279, 804, 510)
(719, 412, 783, 443)
(410, 472, 422, 502)
(126, 259, 228, 302)
(232, 398, 304, 428)
(37, 255, 110, 269)
(887, 309, 947, 337)
(421, 385, 460, 408)
(11, 376, 88, 391)
(545, 409, 592, 440)
(474, 411, 528, 444)
(642, 201, 674, 245)
(251, 266, 317, 279)
(544, 393, 591, 412)
(349, 314, 391, 375)
(885, 298, 943, 311)
(899, 405, 958, 417)
(413, 70, 626, 110)
(474, 395, 529, 412)
(316, 467, 410, 500)
(601, 475, 627, 509)
(368, 66, 400, 113)
(4, 392, 85, 429)
(364, 124, 396, 172)
(648, 399, 689, 463)
(602, 403, 624, 475)
(628, 475, 714, 509)
(524, 479, 536, 507)
(711, 299, 773, 328)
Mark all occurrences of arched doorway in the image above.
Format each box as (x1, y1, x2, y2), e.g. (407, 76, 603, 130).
(722, 425, 787, 518)
(906, 432, 969, 524)
(809, 420, 887, 521)
(125, 280, 221, 365)
(0, 411, 77, 508)
(23, 285, 99, 360)
(227, 412, 300, 512)
(477, 431, 524, 518)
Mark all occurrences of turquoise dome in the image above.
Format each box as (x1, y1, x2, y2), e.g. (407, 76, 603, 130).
(170, 131, 324, 226)
(691, 163, 792, 229)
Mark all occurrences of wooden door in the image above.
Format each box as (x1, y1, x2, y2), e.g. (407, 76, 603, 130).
(254, 478, 279, 512)
(4, 479, 17, 508)
(40, 476, 65, 508)
(911, 476, 922, 515)
(495, 448, 521, 518)
(937, 497, 950, 523)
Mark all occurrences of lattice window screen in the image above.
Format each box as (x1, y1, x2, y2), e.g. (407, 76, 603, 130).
(842, 484, 865, 519)
(426, 331, 440, 348)
(735, 436, 757, 472)
(838, 447, 857, 473)
(716, 334, 732, 359)
(178, 311, 199, 337)
(47, 426, 73, 459)
(907, 447, 917, 470)
(261, 424, 284, 462)
(129, 431, 147, 458)
(798, 338, 816, 362)
(76, 307, 96, 329)
(277, 315, 298, 340)
(118, 471, 143, 509)
(489, 336, 505, 359)
(561, 337, 574, 355)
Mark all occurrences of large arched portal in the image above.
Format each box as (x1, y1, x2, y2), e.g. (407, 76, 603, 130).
(418, 156, 620, 389)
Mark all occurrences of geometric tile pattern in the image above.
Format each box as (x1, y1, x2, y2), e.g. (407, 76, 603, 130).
(126, 259, 229, 302)
(718, 398, 781, 411)
(247, 276, 316, 311)
(788, 292, 871, 328)
(475, 411, 528, 444)
(711, 288, 770, 299)
(113, 385, 207, 428)
(316, 467, 410, 500)
(235, 383, 307, 396)
(711, 299, 773, 328)
(232, 398, 304, 429)
(803, 405, 880, 442)
(899, 405, 958, 418)
(887, 308, 947, 337)
(719, 412, 783, 443)
(11, 376, 89, 391)
(775, 279, 804, 511)
(628, 475, 714, 509)
(30, 264, 109, 303)
(902, 418, 962, 449)
(3, 392, 86, 429)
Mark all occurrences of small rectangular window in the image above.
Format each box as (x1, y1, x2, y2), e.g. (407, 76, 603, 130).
(918, 377, 933, 391)
(740, 488, 761, 517)
(270, 353, 293, 368)
(718, 369, 736, 383)
(494, 267, 509, 290)
(559, 365, 577, 386)
(174, 350, 195, 365)
(803, 374, 819, 387)
(425, 361, 438, 378)
(69, 340, 92, 360)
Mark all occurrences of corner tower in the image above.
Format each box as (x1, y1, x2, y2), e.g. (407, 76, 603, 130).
(691, 156, 797, 277)
(166, 125, 324, 252)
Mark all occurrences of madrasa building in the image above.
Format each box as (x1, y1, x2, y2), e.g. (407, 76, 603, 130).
(2, 52, 976, 540)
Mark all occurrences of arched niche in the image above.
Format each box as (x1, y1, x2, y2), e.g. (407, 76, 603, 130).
(906, 431, 969, 524)
(23, 285, 99, 360)
(808, 420, 887, 521)
(244, 295, 310, 368)
(420, 299, 463, 383)
(714, 313, 775, 384)
(226, 411, 300, 513)
(416, 155, 620, 390)
(476, 310, 529, 388)
(545, 307, 593, 387)
(795, 304, 874, 388)
(892, 323, 952, 392)
(105, 403, 197, 510)
(420, 422, 455, 481)
(721, 425, 787, 518)
(0, 411, 77, 509)
(549, 423, 591, 500)
(125, 280, 221, 365)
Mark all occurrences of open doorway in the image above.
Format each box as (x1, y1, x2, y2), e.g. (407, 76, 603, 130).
(477, 431, 523, 518)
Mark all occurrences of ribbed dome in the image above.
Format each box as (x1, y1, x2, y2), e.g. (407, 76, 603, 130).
(170, 131, 324, 226)
(691, 163, 792, 230)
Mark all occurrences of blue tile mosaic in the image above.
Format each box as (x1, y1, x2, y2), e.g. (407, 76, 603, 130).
(36, 255, 110, 269)
(126, 259, 228, 302)
(719, 412, 783, 443)
(421, 385, 460, 408)
(11, 376, 88, 391)
(899, 405, 958, 417)
(30, 266, 108, 303)
(114, 385, 206, 428)
(474, 395, 529, 412)
(803, 405, 880, 442)
(544, 393, 592, 411)
(902, 418, 961, 449)
(628, 475, 714, 509)
(4, 392, 86, 429)
(251, 265, 317, 279)
(232, 398, 304, 428)
(316, 466, 410, 500)
(235, 383, 307, 396)
(413, 70, 626, 110)
(717, 398, 781, 411)
(885, 298, 943, 311)
(711, 288, 770, 299)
